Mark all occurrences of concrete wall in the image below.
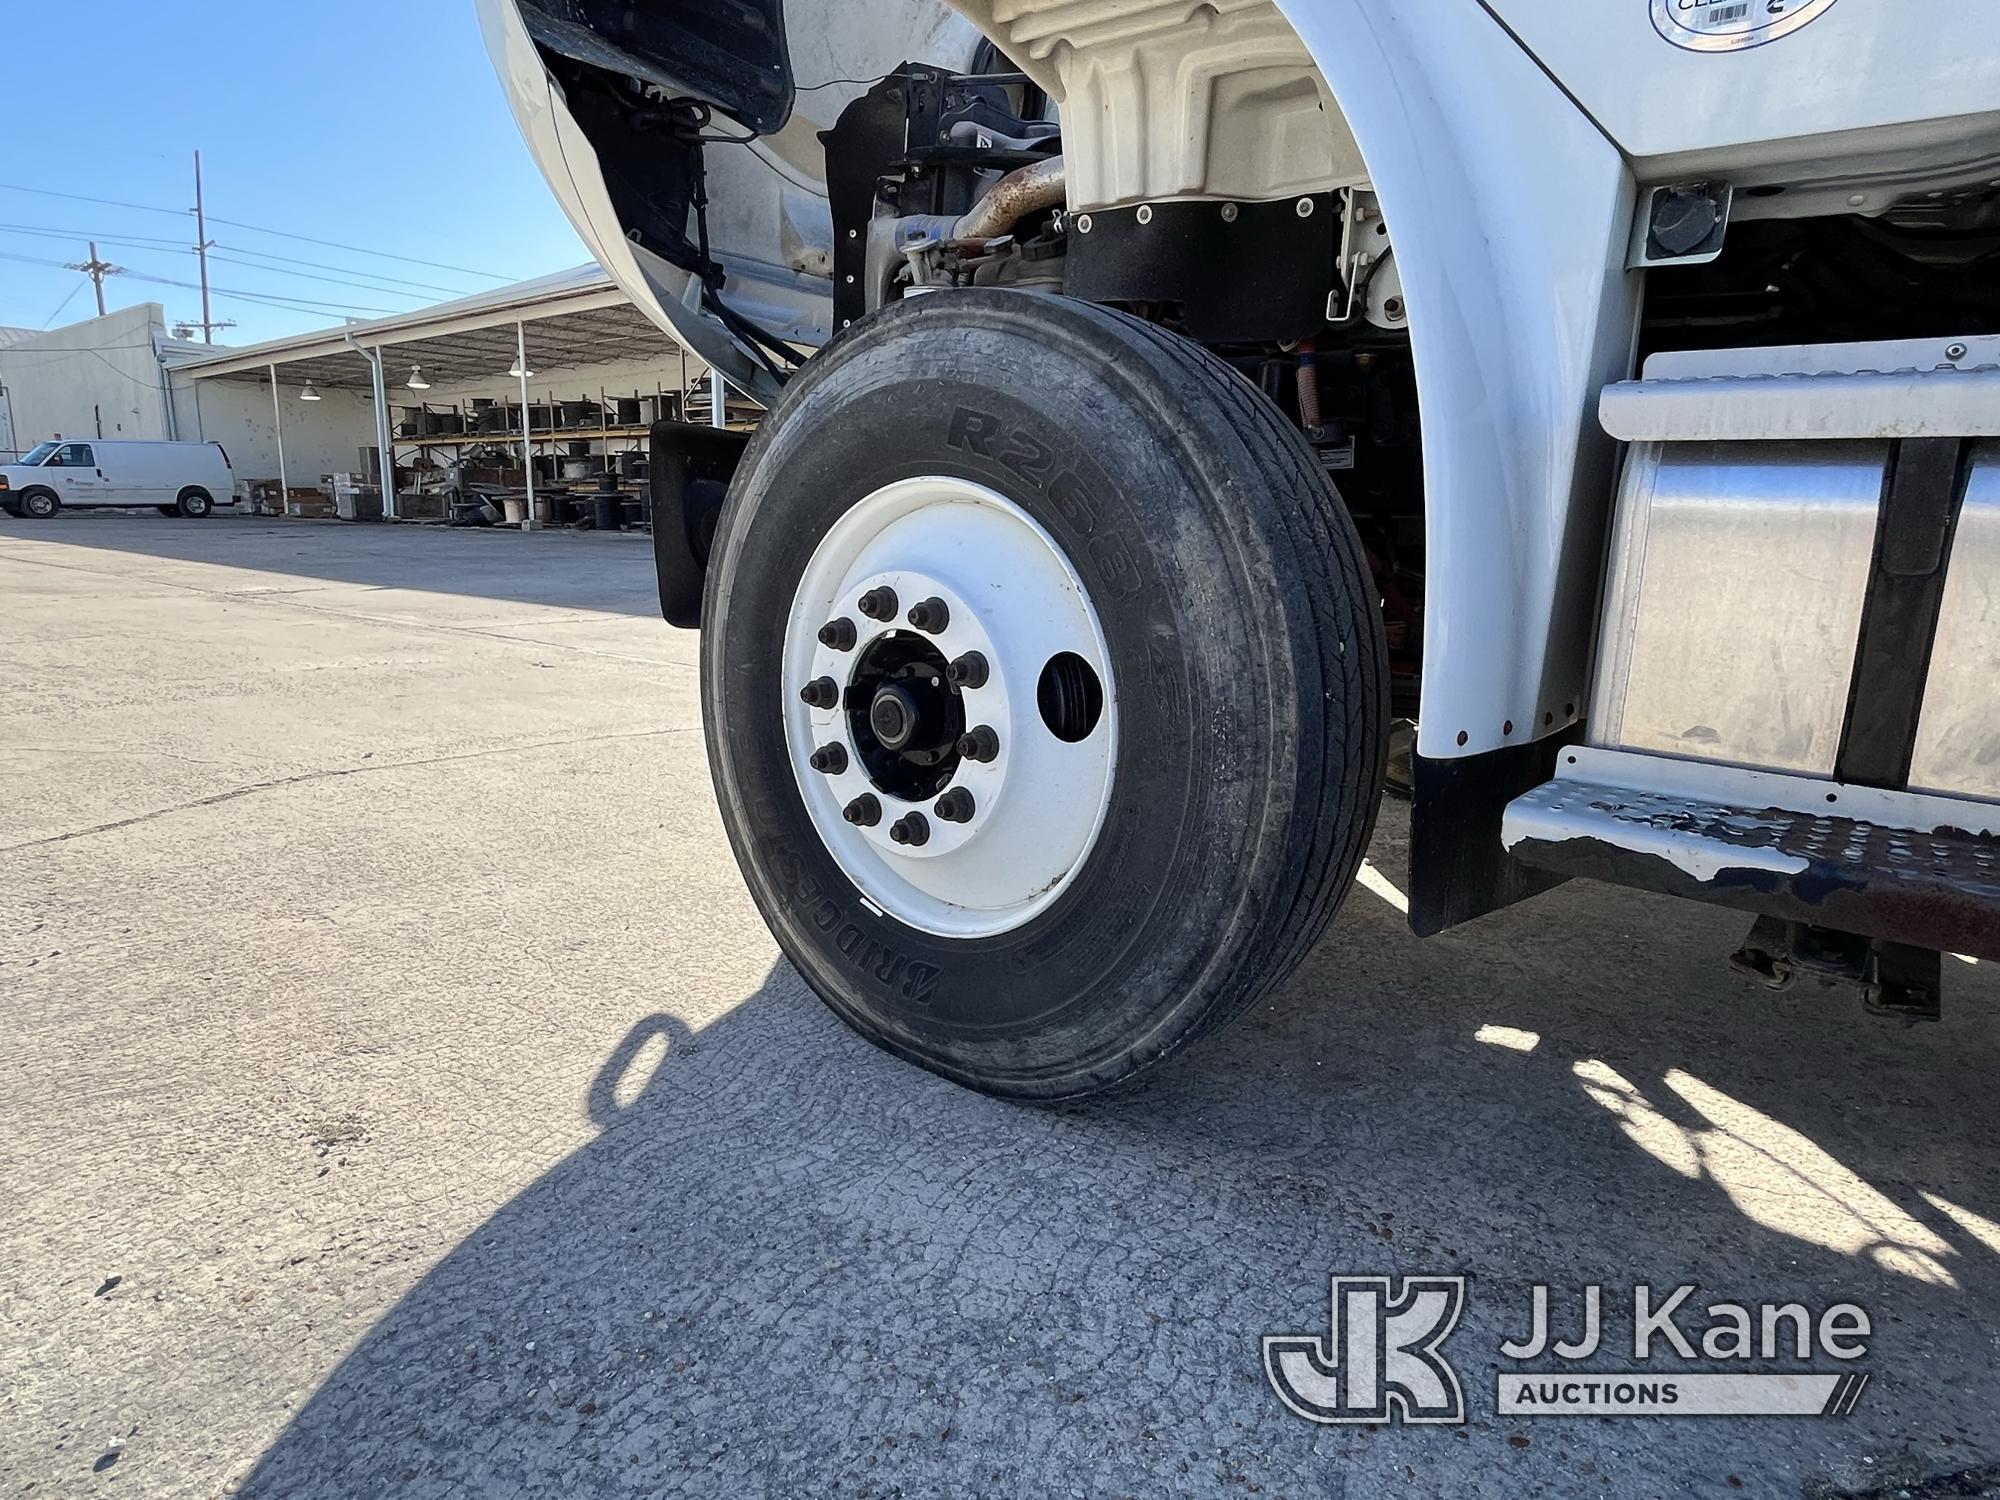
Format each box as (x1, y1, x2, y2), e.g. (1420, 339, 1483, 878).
(0, 305, 175, 449)
(170, 376, 379, 487)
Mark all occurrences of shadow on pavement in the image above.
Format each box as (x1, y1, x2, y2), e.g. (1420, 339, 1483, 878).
(0, 513, 663, 618)
(236, 839, 2000, 1498)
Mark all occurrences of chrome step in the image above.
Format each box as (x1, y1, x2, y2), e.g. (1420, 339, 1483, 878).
(1501, 747, 2000, 960)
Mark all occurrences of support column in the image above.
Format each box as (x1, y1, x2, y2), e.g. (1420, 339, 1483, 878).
(369, 349, 398, 520)
(709, 367, 726, 428)
(268, 363, 289, 509)
(517, 320, 538, 532)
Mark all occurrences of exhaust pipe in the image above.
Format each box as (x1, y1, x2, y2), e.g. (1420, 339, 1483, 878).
(954, 156, 1065, 241)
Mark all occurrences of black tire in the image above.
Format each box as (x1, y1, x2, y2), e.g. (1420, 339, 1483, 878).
(157, 505, 181, 517)
(176, 487, 213, 518)
(20, 487, 60, 519)
(701, 291, 1387, 1099)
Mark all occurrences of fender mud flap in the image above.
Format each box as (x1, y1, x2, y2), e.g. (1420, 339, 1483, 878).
(650, 419, 751, 628)
(1408, 734, 1578, 937)
(1501, 749, 2000, 961)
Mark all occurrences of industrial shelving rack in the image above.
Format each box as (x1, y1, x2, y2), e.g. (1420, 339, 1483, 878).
(386, 371, 756, 483)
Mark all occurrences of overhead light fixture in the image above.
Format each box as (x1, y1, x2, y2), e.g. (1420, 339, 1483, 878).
(507, 358, 535, 379)
(299, 382, 322, 401)
(405, 365, 431, 391)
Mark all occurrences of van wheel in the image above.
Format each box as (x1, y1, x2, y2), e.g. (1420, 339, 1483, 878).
(157, 505, 181, 517)
(702, 291, 1388, 1099)
(20, 488, 59, 519)
(176, 487, 214, 518)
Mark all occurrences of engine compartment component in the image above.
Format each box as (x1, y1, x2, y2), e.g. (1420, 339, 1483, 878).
(1065, 195, 1336, 344)
(822, 64, 1059, 331)
(951, 0, 1363, 211)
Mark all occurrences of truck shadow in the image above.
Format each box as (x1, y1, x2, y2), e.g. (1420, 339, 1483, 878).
(1, 513, 665, 618)
(236, 822, 2000, 1498)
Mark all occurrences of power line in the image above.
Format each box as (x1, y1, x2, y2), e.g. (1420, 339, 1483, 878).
(207, 242, 472, 297)
(0, 248, 399, 317)
(203, 251, 431, 301)
(0, 182, 180, 219)
(0, 221, 193, 251)
(206, 214, 512, 283)
(0, 339, 176, 355)
(40, 280, 86, 329)
(0, 222, 474, 299)
(0, 180, 514, 281)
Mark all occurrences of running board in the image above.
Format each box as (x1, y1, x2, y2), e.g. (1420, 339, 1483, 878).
(1501, 747, 2000, 961)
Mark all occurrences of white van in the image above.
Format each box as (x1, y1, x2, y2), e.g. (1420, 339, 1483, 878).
(0, 439, 233, 518)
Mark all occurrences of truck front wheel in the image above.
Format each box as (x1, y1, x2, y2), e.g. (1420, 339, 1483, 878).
(702, 291, 1387, 1098)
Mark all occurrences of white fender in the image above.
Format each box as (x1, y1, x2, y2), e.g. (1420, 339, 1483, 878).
(1271, 1, 1640, 759)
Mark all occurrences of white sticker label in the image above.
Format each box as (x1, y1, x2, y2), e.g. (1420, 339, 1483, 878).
(1650, 0, 1841, 52)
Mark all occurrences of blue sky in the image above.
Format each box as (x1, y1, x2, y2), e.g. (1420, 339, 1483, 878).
(0, 0, 589, 345)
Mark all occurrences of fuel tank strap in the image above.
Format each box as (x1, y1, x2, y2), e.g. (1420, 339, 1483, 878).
(1836, 438, 1971, 787)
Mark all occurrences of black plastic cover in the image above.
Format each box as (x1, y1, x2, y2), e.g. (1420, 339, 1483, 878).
(517, 0, 794, 135)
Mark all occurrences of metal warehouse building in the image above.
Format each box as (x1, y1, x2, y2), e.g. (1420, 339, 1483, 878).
(0, 266, 736, 527)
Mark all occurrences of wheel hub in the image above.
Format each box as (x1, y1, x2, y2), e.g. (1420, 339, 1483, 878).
(782, 476, 1116, 938)
(845, 632, 964, 799)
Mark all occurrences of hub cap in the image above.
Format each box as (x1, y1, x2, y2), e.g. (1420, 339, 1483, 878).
(784, 476, 1116, 937)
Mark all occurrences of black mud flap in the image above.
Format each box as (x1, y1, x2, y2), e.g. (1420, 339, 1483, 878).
(1408, 732, 1578, 937)
(650, 419, 751, 628)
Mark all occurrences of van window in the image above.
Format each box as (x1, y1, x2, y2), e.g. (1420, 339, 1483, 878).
(19, 441, 58, 465)
(53, 443, 95, 468)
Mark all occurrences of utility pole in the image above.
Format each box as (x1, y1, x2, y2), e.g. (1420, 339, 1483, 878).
(65, 242, 122, 316)
(180, 152, 233, 342)
(192, 148, 217, 343)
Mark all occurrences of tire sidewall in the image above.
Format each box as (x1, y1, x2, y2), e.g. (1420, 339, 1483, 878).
(704, 296, 1308, 1090)
(177, 488, 213, 518)
(22, 489, 58, 519)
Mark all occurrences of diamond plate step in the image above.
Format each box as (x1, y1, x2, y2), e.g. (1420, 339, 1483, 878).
(1501, 748, 2000, 960)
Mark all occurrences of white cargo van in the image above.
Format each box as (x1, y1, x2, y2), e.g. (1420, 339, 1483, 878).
(0, 439, 233, 518)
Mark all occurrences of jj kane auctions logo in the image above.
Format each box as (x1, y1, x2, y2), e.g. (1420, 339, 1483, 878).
(1264, 1277, 1871, 1423)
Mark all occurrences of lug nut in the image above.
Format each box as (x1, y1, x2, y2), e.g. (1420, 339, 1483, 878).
(818, 617, 858, 651)
(857, 586, 899, 621)
(842, 793, 881, 826)
(907, 596, 950, 633)
(889, 811, 931, 846)
(946, 651, 988, 689)
(956, 725, 1000, 763)
(809, 743, 848, 775)
(799, 676, 840, 709)
(935, 787, 976, 822)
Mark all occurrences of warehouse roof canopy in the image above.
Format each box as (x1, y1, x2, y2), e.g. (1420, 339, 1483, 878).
(171, 265, 684, 389)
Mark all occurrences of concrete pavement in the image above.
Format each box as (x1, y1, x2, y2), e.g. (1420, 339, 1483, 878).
(4, 513, 1999, 1498)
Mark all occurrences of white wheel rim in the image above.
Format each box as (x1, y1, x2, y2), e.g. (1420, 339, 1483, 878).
(783, 476, 1117, 938)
